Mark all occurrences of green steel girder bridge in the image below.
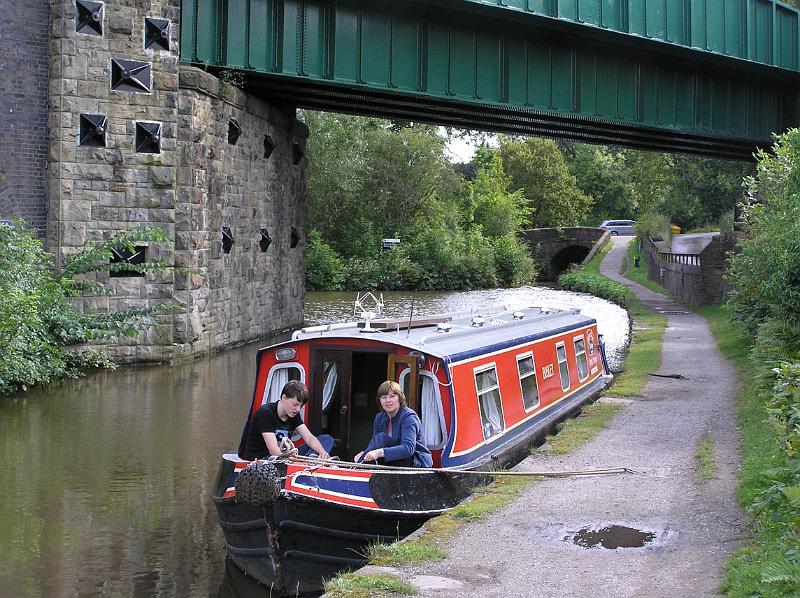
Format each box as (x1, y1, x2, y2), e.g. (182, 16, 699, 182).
(180, 0, 800, 160)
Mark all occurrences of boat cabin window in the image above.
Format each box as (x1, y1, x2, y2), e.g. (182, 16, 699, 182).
(556, 343, 570, 392)
(474, 365, 505, 440)
(262, 364, 304, 405)
(516, 353, 540, 411)
(401, 370, 447, 449)
(574, 335, 589, 381)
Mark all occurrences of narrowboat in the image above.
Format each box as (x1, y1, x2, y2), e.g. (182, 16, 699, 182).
(212, 298, 611, 595)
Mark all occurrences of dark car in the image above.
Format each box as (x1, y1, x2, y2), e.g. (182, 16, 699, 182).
(599, 219, 636, 236)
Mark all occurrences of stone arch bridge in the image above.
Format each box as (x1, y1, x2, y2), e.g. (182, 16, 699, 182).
(523, 227, 607, 280)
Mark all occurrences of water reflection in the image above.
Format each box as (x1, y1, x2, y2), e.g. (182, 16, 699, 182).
(0, 288, 627, 597)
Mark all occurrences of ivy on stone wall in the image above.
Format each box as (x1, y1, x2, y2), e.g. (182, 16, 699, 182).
(0, 222, 180, 397)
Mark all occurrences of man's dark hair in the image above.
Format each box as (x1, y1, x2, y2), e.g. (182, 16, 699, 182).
(281, 380, 309, 405)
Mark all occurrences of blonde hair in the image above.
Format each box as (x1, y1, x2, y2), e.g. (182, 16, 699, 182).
(376, 380, 406, 408)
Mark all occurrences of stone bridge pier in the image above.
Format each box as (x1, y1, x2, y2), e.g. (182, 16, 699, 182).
(3, 0, 309, 363)
(523, 227, 606, 280)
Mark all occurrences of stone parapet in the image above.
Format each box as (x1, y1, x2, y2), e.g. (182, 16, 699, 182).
(645, 234, 736, 306)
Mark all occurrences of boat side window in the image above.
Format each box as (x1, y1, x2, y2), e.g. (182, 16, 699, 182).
(262, 364, 304, 405)
(516, 353, 540, 411)
(574, 335, 589, 381)
(474, 365, 505, 440)
(401, 370, 447, 449)
(556, 343, 570, 392)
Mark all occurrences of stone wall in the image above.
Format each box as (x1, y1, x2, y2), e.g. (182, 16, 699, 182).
(0, 1, 50, 231)
(645, 234, 736, 306)
(46, 0, 307, 362)
(173, 67, 307, 359)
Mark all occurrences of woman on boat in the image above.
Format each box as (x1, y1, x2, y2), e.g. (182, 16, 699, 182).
(355, 380, 433, 468)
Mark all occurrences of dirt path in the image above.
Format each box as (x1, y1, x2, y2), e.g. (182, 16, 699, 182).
(389, 237, 745, 597)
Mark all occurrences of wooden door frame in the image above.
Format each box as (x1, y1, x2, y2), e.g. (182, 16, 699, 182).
(310, 349, 353, 449)
(388, 354, 420, 412)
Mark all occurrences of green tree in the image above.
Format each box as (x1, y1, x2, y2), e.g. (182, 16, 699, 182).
(726, 129, 800, 334)
(570, 145, 637, 222)
(301, 111, 379, 255)
(470, 148, 531, 237)
(305, 230, 345, 291)
(499, 137, 593, 227)
(620, 150, 675, 216)
(662, 155, 750, 230)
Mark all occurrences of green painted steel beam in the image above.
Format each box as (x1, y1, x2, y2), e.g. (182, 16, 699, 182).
(430, 0, 800, 73)
(180, 0, 800, 159)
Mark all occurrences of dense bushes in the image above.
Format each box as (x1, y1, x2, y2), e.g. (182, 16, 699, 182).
(0, 222, 176, 397)
(306, 226, 537, 291)
(722, 129, 800, 595)
(557, 270, 629, 307)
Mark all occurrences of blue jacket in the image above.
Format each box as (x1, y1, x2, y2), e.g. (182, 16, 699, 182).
(368, 406, 433, 468)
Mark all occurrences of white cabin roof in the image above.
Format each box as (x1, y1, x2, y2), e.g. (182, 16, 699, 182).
(290, 305, 597, 361)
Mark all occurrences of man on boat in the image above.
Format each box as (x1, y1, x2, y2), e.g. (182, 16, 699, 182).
(245, 380, 334, 460)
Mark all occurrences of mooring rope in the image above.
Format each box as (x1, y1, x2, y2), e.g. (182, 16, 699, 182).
(280, 454, 636, 478)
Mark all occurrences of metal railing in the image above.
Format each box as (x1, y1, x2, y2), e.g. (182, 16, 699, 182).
(648, 237, 700, 267)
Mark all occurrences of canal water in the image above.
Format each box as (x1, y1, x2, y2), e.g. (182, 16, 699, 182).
(0, 287, 627, 597)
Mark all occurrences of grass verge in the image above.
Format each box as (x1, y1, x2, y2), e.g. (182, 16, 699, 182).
(324, 572, 417, 597)
(695, 304, 799, 597)
(623, 238, 668, 295)
(695, 434, 717, 484)
(540, 401, 620, 455)
(609, 301, 665, 397)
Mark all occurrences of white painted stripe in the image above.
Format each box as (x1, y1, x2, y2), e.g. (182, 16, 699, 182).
(448, 324, 595, 366)
(288, 482, 377, 505)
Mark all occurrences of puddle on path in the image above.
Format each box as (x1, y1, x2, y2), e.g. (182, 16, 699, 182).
(567, 525, 656, 549)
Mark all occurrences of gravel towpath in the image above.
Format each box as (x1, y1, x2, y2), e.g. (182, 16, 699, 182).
(388, 237, 745, 597)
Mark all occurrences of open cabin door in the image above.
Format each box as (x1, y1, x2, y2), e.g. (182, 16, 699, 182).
(388, 354, 419, 412)
(310, 350, 352, 457)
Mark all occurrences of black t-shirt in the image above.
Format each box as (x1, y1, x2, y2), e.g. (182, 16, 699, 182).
(245, 401, 304, 458)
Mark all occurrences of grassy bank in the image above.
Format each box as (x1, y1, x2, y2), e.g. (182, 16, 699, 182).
(623, 238, 667, 295)
(696, 304, 799, 597)
(324, 240, 668, 598)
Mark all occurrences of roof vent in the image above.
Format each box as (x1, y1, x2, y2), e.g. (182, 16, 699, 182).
(471, 316, 485, 328)
(513, 311, 525, 320)
(436, 322, 451, 333)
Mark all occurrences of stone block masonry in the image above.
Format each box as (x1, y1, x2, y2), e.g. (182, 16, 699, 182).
(46, 0, 308, 363)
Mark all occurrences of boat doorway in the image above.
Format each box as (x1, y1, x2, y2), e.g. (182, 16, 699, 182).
(310, 349, 393, 460)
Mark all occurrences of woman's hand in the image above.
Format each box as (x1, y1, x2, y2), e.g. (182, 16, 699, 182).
(354, 451, 363, 463)
(363, 448, 384, 462)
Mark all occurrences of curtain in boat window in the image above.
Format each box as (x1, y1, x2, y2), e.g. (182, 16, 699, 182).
(574, 337, 589, 380)
(556, 344, 570, 391)
(264, 367, 290, 404)
(322, 360, 338, 412)
(475, 367, 504, 439)
(420, 374, 445, 447)
(517, 354, 540, 410)
(400, 370, 446, 448)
